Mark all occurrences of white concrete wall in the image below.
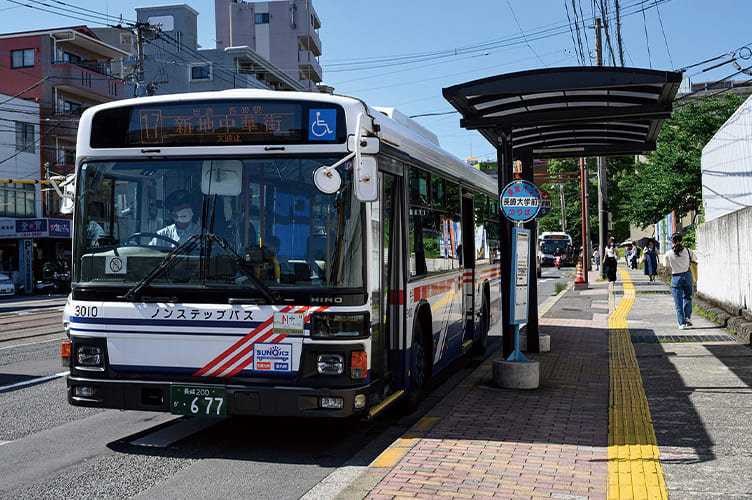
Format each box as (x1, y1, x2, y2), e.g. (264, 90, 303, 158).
(696, 205, 752, 311)
(701, 94, 752, 222)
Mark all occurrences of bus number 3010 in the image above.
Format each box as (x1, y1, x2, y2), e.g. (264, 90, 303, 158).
(74, 305, 98, 317)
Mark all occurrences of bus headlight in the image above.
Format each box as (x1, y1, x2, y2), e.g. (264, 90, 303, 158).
(317, 354, 344, 375)
(310, 312, 370, 339)
(76, 346, 103, 367)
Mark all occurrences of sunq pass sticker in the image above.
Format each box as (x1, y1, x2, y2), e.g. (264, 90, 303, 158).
(253, 343, 292, 372)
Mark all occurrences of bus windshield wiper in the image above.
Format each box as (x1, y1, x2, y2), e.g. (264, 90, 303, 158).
(205, 233, 279, 304)
(122, 234, 201, 301)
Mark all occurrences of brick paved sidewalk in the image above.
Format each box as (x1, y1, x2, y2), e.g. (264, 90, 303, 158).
(358, 276, 613, 500)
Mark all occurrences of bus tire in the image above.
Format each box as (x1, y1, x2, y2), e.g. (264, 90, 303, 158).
(472, 296, 490, 355)
(403, 318, 428, 412)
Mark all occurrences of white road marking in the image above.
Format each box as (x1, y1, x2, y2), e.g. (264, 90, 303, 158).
(0, 371, 69, 392)
(130, 417, 223, 448)
(0, 337, 66, 351)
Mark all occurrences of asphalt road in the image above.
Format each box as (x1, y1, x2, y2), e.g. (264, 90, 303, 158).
(0, 270, 573, 500)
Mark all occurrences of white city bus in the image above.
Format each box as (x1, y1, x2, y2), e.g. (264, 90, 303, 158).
(63, 90, 500, 419)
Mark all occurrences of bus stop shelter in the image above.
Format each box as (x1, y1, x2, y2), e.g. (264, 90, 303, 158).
(443, 66, 682, 357)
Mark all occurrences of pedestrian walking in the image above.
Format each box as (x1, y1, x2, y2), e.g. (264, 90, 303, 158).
(603, 238, 618, 282)
(624, 243, 633, 267)
(631, 245, 641, 270)
(662, 233, 698, 330)
(643, 238, 659, 281)
(593, 247, 600, 271)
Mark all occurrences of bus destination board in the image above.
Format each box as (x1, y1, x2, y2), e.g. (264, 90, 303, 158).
(91, 100, 346, 148)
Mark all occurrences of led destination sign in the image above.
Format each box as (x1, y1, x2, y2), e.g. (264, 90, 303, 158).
(90, 100, 346, 148)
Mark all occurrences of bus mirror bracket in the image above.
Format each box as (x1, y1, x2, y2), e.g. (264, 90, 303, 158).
(348, 135, 379, 154)
(353, 113, 378, 202)
(354, 156, 378, 201)
(50, 174, 75, 215)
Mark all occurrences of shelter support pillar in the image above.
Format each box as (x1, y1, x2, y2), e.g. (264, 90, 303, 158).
(497, 127, 514, 358)
(579, 157, 589, 283)
(519, 149, 539, 353)
(598, 156, 608, 279)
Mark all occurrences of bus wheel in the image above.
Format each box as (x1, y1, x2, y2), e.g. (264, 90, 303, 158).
(403, 319, 428, 412)
(472, 297, 490, 355)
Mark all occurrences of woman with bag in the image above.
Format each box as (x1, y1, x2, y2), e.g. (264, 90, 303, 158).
(662, 233, 698, 330)
(643, 238, 659, 282)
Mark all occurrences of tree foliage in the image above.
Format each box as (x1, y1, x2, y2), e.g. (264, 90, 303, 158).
(614, 94, 745, 228)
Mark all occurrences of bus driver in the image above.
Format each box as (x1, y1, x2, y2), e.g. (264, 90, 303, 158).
(151, 190, 201, 247)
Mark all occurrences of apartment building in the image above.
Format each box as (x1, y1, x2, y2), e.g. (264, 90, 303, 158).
(215, 0, 323, 91)
(0, 26, 127, 184)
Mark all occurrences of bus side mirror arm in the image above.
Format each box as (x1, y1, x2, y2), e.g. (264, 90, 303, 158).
(354, 113, 378, 202)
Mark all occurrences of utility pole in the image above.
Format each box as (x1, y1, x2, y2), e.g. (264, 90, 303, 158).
(135, 22, 147, 97)
(595, 17, 609, 278)
(559, 182, 566, 232)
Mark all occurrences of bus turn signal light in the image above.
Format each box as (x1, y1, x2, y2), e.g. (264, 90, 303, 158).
(61, 341, 71, 367)
(350, 351, 367, 379)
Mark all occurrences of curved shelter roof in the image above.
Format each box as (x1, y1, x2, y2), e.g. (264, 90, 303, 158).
(442, 66, 683, 159)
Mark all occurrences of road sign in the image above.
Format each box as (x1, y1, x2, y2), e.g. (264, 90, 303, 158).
(500, 180, 541, 223)
(536, 189, 552, 219)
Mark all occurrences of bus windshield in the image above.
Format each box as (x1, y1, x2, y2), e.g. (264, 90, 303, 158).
(73, 156, 364, 295)
(540, 240, 571, 254)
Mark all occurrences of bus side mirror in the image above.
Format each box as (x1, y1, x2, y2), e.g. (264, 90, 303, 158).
(354, 156, 378, 202)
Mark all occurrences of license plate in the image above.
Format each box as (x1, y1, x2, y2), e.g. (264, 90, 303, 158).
(170, 385, 227, 417)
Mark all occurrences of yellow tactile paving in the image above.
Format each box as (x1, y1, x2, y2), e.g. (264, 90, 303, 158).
(607, 270, 668, 500)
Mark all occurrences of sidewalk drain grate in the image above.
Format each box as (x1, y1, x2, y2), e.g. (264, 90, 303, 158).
(631, 334, 737, 343)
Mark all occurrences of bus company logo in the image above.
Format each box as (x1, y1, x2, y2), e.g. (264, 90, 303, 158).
(253, 342, 292, 372)
(310, 296, 343, 304)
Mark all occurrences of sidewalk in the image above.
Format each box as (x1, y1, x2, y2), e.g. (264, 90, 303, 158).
(329, 264, 752, 500)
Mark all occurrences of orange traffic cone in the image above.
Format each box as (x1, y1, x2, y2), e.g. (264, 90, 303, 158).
(574, 260, 588, 288)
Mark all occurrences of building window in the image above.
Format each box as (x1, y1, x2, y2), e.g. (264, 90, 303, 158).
(62, 52, 82, 64)
(0, 183, 35, 217)
(11, 48, 34, 68)
(190, 64, 212, 81)
(255, 13, 270, 24)
(14, 122, 35, 153)
(63, 101, 83, 115)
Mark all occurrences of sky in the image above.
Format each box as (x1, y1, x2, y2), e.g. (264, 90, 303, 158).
(2, 0, 751, 161)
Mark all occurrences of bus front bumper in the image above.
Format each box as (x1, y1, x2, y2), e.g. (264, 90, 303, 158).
(67, 375, 376, 418)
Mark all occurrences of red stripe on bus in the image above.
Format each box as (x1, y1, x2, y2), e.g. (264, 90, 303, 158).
(193, 305, 296, 377)
(225, 333, 289, 377)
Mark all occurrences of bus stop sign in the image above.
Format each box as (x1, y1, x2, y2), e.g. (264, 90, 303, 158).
(500, 180, 541, 223)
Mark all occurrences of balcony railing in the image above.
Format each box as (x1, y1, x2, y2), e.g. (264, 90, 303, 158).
(52, 59, 116, 78)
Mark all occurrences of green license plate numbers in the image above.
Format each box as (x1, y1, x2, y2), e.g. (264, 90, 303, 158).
(170, 385, 227, 417)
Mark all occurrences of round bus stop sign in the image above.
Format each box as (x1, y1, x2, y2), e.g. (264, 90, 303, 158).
(500, 180, 541, 223)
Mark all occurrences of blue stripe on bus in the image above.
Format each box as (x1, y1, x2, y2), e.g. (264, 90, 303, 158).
(71, 316, 313, 331)
(70, 327, 307, 338)
(71, 316, 265, 329)
(109, 364, 298, 378)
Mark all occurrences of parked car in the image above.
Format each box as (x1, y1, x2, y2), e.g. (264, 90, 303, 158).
(0, 272, 15, 297)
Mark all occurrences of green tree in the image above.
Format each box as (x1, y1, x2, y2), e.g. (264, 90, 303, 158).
(616, 94, 744, 228)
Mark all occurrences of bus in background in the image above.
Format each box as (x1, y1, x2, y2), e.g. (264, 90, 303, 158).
(538, 232, 574, 268)
(62, 90, 500, 419)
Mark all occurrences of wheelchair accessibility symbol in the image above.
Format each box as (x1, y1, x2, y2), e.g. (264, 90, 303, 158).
(309, 109, 336, 141)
